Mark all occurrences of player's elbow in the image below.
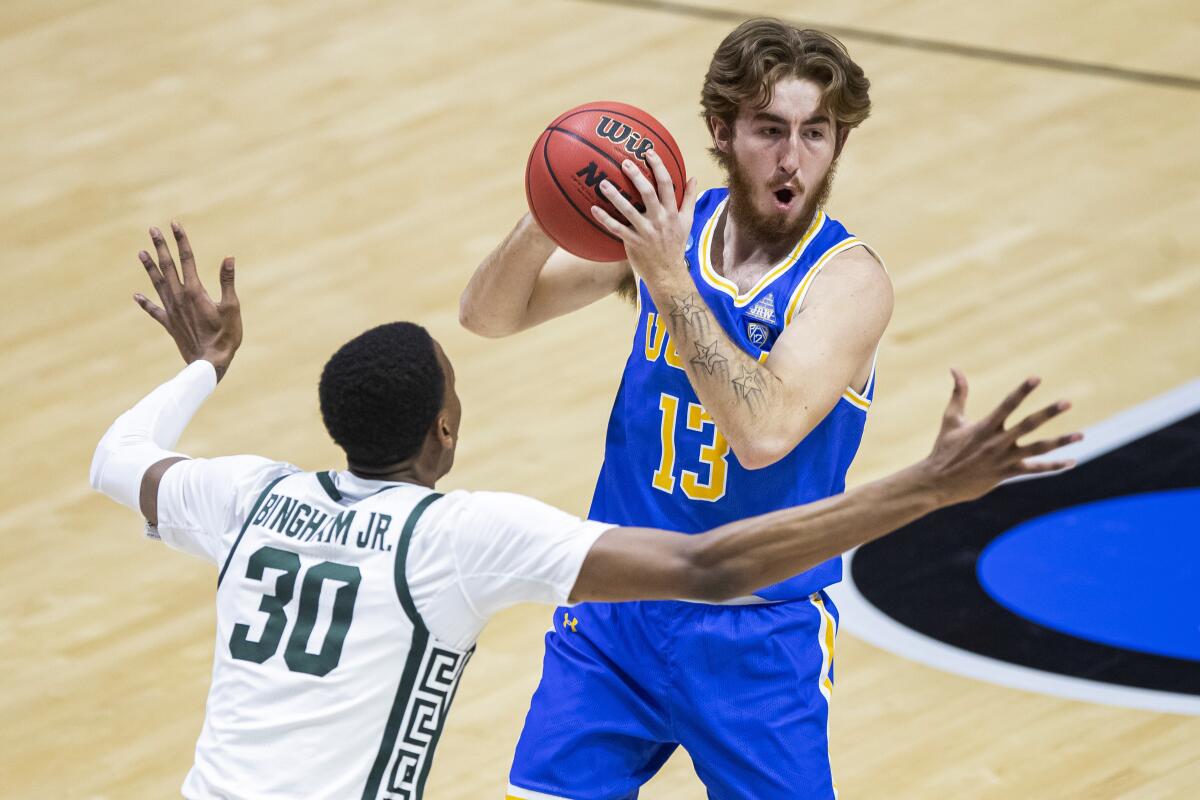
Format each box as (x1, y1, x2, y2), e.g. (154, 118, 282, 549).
(731, 418, 822, 470)
(732, 436, 793, 471)
(688, 568, 745, 603)
(457, 294, 519, 338)
(678, 540, 746, 602)
(457, 296, 500, 337)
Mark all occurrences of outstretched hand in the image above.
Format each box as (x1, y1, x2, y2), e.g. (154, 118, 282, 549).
(134, 222, 242, 381)
(926, 369, 1082, 504)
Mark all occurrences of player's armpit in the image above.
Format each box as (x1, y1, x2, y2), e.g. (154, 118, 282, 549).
(569, 526, 720, 603)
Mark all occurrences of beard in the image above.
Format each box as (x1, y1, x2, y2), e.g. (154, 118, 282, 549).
(725, 156, 838, 248)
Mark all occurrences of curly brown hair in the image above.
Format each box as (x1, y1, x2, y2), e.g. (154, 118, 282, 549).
(701, 19, 871, 168)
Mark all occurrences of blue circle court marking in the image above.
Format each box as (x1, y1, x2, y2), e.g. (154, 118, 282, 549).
(977, 489, 1200, 662)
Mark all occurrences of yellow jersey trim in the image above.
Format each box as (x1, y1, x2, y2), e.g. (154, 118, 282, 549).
(810, 592, 839, 799)
(841, 389, 871, 411)
(697, 199, 826, 307)
(780, 237, 875, 412)
(810, 592, 836, 701)
(783, 237, 865, 323)
(842, 346, 878, 410)
(507, 786, 575, 800)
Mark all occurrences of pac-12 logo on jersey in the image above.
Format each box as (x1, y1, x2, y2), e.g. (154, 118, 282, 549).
(746, 322, 771, 346)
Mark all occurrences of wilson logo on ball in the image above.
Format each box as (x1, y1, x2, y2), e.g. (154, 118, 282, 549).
(595, 116, 656, 161)
(526, 101, 686, 262)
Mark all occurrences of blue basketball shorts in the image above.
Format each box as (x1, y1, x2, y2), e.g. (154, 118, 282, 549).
(506, 592, 840, 800)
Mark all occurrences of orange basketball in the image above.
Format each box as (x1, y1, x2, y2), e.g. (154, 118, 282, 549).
(525, 101, 687, 262)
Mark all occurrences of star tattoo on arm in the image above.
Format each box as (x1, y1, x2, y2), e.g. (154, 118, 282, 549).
(731, 364, 768, 413)
(690, 339, 729, 376)
(669, 293, 711, 336)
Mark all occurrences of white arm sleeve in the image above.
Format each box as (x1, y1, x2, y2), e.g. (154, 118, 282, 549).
(88, 360, 218, 512)
(446, 491, 613, 618)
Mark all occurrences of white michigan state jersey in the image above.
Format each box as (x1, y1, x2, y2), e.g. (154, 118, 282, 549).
(153, 456, 610, 799)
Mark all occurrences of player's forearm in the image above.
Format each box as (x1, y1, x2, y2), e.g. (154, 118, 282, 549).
(89, 360, 214, 512)
(688, 462, 944, 601)
(645, 278, 796, 468)
(458, 214, 558, 337)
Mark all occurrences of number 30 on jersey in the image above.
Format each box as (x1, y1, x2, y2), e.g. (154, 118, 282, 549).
(652, 392, 730, 502)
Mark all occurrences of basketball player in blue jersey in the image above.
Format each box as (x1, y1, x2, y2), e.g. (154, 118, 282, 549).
(462, 19, 928, 800)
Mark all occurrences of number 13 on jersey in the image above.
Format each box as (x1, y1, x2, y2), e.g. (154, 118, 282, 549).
(652, 392, 730, 502)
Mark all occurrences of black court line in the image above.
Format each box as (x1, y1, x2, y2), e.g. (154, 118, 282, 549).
(577, 0, 1200, 92)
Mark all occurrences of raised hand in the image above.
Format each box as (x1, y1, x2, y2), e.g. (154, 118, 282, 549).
(134, 222, 242, 381)
(591, 149, 699, 284)
(926, 369, 1082, 504)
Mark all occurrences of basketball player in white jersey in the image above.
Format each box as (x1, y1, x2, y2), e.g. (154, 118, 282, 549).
(90, 223, 1078, 799)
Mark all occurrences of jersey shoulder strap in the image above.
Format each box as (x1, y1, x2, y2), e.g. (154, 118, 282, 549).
(688, 187, 728, 245)
(392, 492, 444, 634)
(216, 471, 293, 587)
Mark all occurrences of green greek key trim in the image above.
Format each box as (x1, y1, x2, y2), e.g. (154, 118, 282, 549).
(361, 491, 443, 799)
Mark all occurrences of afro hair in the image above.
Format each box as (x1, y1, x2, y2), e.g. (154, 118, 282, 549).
(318, 322, 445, 467)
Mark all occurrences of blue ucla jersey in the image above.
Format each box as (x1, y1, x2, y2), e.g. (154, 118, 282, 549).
(589, 187, 877, 601)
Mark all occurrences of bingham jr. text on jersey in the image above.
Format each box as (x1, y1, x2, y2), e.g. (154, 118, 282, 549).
(251, 491, 395, 551)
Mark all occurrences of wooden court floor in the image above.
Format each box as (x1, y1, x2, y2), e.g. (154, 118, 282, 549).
(2, 1, 1197, 796)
